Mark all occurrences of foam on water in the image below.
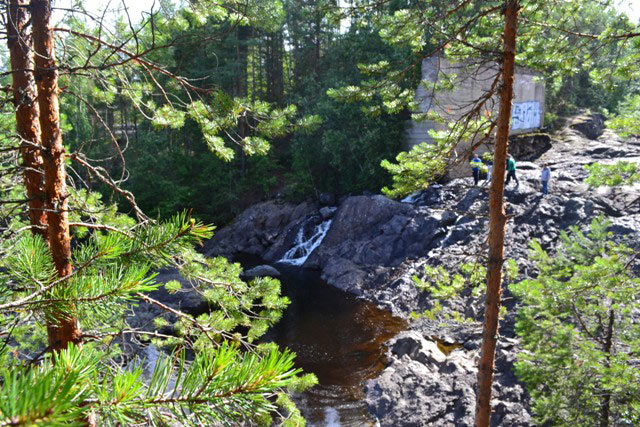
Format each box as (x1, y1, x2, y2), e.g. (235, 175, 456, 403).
(324, 407, 341, 427)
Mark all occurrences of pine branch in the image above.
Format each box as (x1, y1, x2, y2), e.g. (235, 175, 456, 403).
(135, 293, 223, 343)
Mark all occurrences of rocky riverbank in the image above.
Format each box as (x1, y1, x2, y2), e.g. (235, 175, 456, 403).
(203, 114, 640, 426)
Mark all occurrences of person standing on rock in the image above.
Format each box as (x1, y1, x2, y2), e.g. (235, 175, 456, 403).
(470, 154, 484, 186)
(482, 152, 493, 184)
(505, 154, 519, 187)
(541, 164, 551, 195)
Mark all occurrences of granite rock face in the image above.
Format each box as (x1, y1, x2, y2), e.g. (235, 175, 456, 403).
(204, 118, 640, 426)
(202, 200, 318, 259)
(365, 321, 531, 427)
(569, 112, 606, 140)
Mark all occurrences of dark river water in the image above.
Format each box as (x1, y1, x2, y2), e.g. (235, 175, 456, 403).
(259, 263, 406, 426)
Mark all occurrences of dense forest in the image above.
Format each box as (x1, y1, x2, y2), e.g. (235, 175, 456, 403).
(0, 0, 639, 425)
(56, 0, 637, 224)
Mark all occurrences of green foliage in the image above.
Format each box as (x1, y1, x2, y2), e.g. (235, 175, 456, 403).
(0, 341, 316, 426)
(413, 263, 485, 300)
(606, 93, 640, 138)
(0, 197, 311, 424)
(518, 1, 636, 117)
(0, 345, 94, 426)
(412, 257, 518, 323)
(381, 141, 448, 199)
(585, 161, 640, 187)
(285, 25, 414, 197)
(481, 152, 493, 163)
(510, 217, 640, 426)
(381, 118, 491, 198)
(0, 4, 317, 422)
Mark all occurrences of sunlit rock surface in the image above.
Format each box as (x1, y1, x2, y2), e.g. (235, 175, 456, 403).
(205, 117, 640, 426)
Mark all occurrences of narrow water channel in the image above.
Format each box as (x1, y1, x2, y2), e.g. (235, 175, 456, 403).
(261, 263, 407, 426)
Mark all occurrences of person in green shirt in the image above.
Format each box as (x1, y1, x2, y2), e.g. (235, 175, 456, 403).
(505, 154, 519, 187)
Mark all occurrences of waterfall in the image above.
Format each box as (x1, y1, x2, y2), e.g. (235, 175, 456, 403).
(439, 216, 462, 248)
(401, 192, 420, 204)
(279, 216, 333, 266)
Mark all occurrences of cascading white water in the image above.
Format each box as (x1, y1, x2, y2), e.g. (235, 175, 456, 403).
(439, 216, 462, 248)
(401, 192, 420, 204)
(279, 217, 333, 266)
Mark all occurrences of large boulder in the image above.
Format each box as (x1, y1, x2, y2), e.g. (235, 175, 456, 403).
(569, 112, 605, 140)
(243, 264, 281, 279)
(203, 200, 317, 258)
(318, 195, 410, 246)
(366, 327, 531, 427)
(509, 132, 552, 161)
(306, 195, 417, 269)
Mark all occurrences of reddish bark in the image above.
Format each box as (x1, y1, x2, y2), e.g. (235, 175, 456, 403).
(31, 0, 81, 351)
(7, 0, 47, 236)
(474, 1, 519, 426)
(599, 309, 615, 427)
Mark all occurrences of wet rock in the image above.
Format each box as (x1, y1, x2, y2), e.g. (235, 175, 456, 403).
(320, 257, 367, 294)
(243, 265, 281, 279)
(319, 206, 336, 220)
(203, 200, 317, 258)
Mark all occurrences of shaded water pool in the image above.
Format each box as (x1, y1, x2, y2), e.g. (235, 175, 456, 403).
(261, 263, 407, 426)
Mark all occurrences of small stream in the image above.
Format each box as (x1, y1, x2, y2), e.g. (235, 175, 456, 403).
(234, 249, 405, 426)
(264, 264, 406, 426)
(233, 215, 406, 425)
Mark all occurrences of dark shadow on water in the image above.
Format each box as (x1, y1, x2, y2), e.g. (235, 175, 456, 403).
(234, 255, 406, 426)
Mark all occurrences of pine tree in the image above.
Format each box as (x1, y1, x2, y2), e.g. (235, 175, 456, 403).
(510, 217, 640, 426)
(0, 1, 315, 425)
(329, 0, 637, 423)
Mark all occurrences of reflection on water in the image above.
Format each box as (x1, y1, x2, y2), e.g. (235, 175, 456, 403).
(263, 264, 406, 426)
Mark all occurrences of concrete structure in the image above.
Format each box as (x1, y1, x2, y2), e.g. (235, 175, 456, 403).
(405, 56, 545, 177)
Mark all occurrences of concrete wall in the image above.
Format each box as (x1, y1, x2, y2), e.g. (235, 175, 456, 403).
(405, 56, 545, 177)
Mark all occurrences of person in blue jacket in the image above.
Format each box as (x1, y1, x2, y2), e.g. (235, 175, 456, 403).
(469, 154, 484, 186)
(541, 163, 551, 195)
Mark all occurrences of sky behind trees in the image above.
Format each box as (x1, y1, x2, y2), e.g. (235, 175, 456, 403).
(617, 0, 639, 22)
(53, 0, 640, 24)
(54, 0, 177, 24)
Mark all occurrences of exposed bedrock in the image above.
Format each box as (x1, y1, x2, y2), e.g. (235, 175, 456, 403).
(203, 118, 640, 426)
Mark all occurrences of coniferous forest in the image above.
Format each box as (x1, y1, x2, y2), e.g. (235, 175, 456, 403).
(0, 0, 639, 425)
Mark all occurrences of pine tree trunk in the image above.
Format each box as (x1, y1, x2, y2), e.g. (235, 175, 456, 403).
(7, 0, 47, 237)
(32, 0, 81, 351)
(474, 1, 519, 426)
(236, 26, 250, 97)
(599, 309, 615, 427)
(265, 31, 284, 103)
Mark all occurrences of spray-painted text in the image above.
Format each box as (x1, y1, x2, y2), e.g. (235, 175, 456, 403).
(512, 101, 542, 130)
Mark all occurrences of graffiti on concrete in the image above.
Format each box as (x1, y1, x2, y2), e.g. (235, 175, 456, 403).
(512, 101, 542, 130)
